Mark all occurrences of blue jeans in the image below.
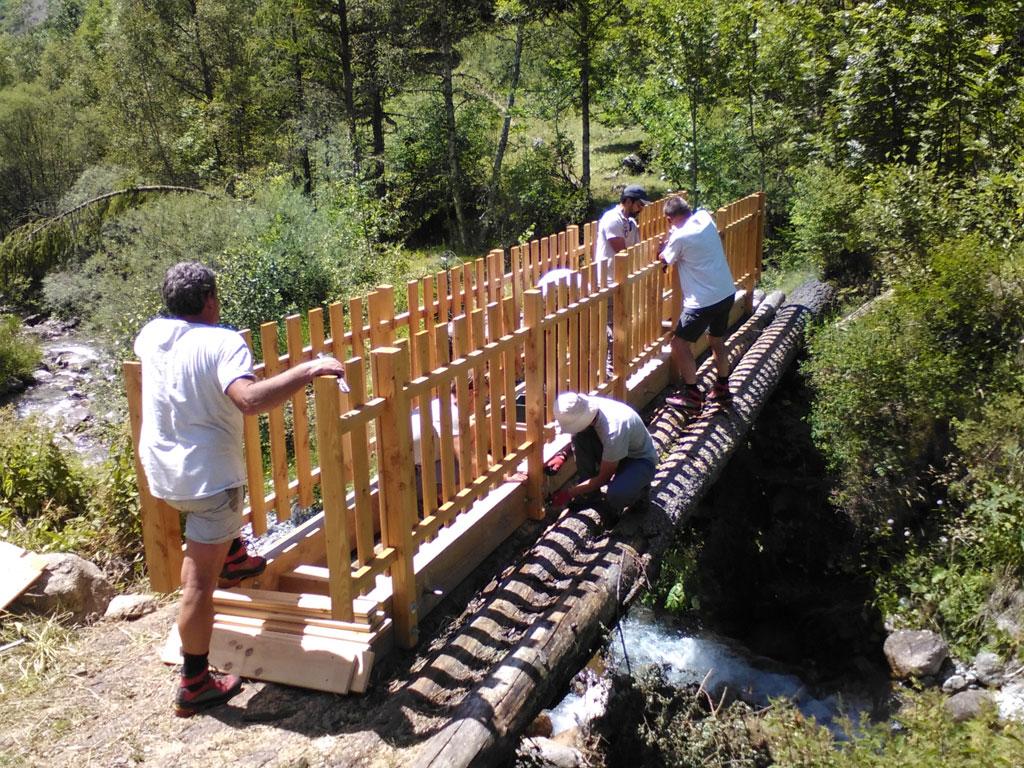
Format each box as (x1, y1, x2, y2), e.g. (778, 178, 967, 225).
(572, 427, 655, 513)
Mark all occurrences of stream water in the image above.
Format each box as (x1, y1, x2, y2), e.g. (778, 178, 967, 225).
(2, 325, 117, 464)
(550, 606, 881, 740)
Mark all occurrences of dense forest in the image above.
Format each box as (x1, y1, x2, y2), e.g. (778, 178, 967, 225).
(1, 0, 1024, 762)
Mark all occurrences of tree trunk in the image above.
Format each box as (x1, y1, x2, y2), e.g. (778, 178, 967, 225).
(290, 17, 313, 194)
(579, 4, 592, 200)
(689, 85, 699, 205)
(484, 21, 524, 235)
(186, 0, 223, 172)
(441, 5, 468, 251)
(333, 0, 361, 171)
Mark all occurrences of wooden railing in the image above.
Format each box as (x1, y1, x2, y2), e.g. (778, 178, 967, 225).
(125, 190, 766, 646)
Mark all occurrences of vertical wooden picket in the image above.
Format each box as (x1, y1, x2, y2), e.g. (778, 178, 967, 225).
(313, 376, 354, 622)
(286, 314, 313, 509)
(260, 321, 291, 521)
(239, 329, 267, 536)
(612, 253, 630, 401)
(371, 346, 419, 649)
(123, 361, 183, 593)
(523, 290, 545, 520)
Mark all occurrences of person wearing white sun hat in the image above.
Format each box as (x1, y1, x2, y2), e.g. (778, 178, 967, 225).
(550, 392, 657, 525)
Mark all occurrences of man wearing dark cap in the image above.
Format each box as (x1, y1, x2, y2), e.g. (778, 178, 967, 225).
(593, 184, 649, 287)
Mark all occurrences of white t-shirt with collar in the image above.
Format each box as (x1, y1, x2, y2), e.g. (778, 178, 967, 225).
(593, 205, 640, 286)
(134, 317, 254, 501)
(662, 209, 736, 310)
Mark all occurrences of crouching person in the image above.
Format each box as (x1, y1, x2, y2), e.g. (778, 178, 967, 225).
(550, 392, 657, 525)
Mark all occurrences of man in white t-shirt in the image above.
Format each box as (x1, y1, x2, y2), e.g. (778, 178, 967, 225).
(135, 262, 346, 718)
(658, 196, 736, 414)
(593, 184, 649, 286)
(549, 392, 657, 526)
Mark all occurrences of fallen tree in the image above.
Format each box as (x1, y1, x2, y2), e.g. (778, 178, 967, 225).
(404, 280, 835, 768)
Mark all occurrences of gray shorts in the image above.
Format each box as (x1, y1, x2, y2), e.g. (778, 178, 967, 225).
(169, 486, 244, 545)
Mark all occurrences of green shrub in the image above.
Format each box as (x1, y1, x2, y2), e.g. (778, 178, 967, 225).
(0, 314, 40, 389)
(788, 161, 870, 286)
(765, 689, 1024, 767)
(483, 134, 588, 248)
(0, 411, 143, 584)
(807, 236, 1024, 523)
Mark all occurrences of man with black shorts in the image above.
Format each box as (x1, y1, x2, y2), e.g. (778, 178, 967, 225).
(658, 196, 736, 413)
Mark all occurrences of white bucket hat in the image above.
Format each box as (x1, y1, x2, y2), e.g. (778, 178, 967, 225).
(554, 392, 598, 434)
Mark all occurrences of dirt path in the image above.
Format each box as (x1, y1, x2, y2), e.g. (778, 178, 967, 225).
(0, 517, 552, 768)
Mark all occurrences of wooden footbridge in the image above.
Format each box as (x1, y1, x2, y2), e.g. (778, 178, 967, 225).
(124, 191, 766, 696)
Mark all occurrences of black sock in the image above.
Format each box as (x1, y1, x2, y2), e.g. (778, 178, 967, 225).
(717, 375, 728, 385)
(227, 537, 243, 557)
(182, 653, 208, 679)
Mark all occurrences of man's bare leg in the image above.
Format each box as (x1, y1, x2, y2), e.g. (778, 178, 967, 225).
(178, 538, 232, 655)
(708, 335, 729, 379)
(671, 336, 698, 387)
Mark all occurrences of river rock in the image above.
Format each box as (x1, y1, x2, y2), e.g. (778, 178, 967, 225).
(883, 629, 948, 679)
(104, 593, 160, 621)
(15, 552, 114, 623)
(992, 589, 1024, 642)
(621, 153, 646, 174)
(525, 711, 554, 738)
(994, 681, 1024, 721)
(518, 737, 586, 768)
(973, 651, 1005, 687)
(944, 689, 994, 723)
(941, 674, 968, 694)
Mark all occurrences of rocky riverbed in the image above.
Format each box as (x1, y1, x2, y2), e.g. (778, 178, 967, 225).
(1, 317, 120, 463)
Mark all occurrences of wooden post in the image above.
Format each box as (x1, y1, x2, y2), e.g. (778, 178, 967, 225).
(488, 249, 504, 304)
(260, 321, 291, 521)
(345, 357, 374, 567)
(308, 308, 326, 355)
(567, 225, 580, 271)
(123, 362, 183, 593)
(239, 329, 267, 536)
(368, 285, 395, 351)
(349, 296, 364, 362)
(407, 280, 421, 373)
(452, 315, 473, 485)
(327, 301, 345, 358)
(286, 314, 314, 509)
(371, 346, 419, 648)
(523, 290, 545, 520)
(612, 253, 630, 401)
(313, 376, 354, 622)
(433, 324, 457, 503)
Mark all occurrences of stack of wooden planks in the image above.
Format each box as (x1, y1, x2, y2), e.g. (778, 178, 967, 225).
(161, 587, 390, 694)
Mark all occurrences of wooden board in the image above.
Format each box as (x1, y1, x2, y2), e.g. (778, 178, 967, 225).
(161, 623, 375, 694)
(0, 542, 46, 611)
(213, 587, 379, 624)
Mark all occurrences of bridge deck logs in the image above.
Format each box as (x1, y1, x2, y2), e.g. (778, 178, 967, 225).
(405, 279, 835, 768)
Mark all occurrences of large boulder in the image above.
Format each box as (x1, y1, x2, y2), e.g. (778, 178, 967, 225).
(16, 553, 114, 623)
(883, 629, 948, 679)
(944, 689, 994, 723)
